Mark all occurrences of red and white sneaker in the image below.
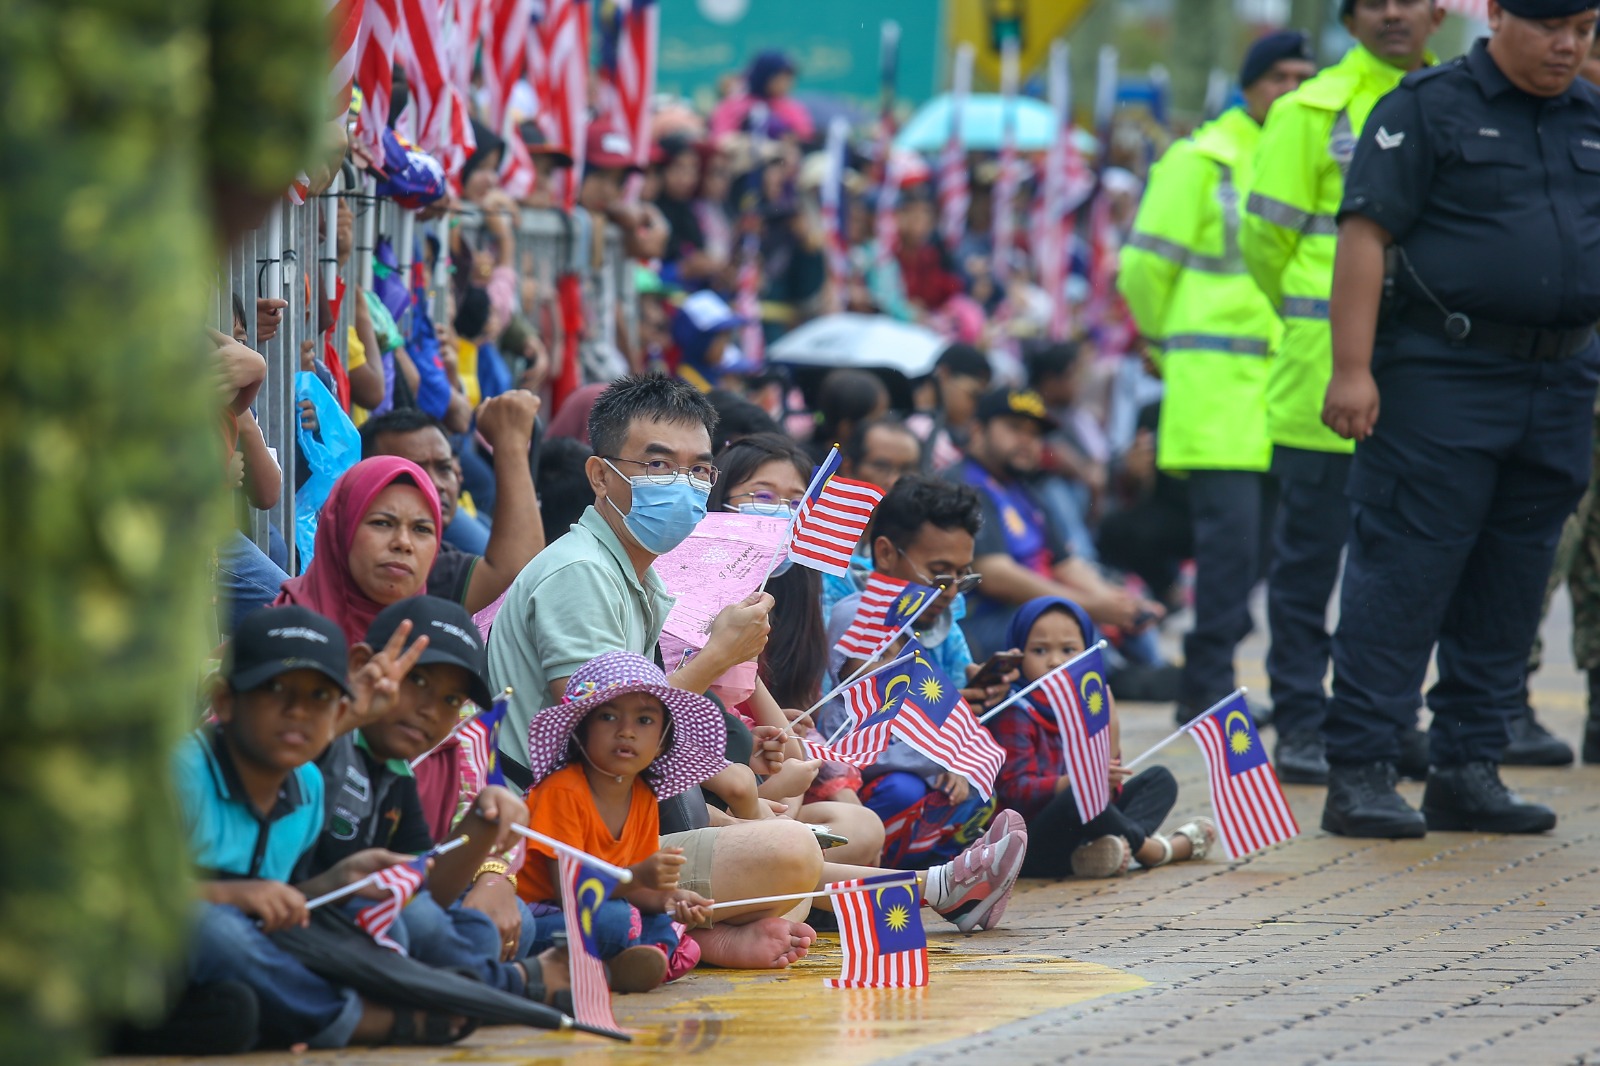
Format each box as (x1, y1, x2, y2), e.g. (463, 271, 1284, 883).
(925, 809, 1028, 933)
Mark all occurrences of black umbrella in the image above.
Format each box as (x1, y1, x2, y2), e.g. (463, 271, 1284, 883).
(273, 908, 629, 1042)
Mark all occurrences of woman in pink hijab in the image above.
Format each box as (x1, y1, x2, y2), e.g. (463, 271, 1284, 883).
(275, 456, 443, 645)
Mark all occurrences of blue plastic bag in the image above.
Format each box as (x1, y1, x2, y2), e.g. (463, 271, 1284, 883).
(295, 371, 362, 572)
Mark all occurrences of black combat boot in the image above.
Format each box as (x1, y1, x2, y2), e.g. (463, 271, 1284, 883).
(1274, 729, 1329, 785)
(1422, 761, 1557, 834)
(1503, 685, 1575, 767)
(1321, 761, 1427, 839)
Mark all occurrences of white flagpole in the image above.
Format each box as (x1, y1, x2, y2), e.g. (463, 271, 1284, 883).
(976, 640, 1109, 725)
(707, 872, 920, 912)
(511, 824, 636, 882)
(1121, 687, 1247, 772)
(304, 835, 469, 911)
(757, 445, 838, 595)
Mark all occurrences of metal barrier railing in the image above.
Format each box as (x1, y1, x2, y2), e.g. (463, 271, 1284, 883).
(216, 182, 638, 571)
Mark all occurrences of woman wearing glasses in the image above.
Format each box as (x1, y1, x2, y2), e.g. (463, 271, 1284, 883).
(704, 434, 889, 869)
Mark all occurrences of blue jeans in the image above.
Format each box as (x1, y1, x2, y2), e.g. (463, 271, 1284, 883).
(374, 891, 531, 995)
(216, 531, 290, 636)
(189, 902, 362, 1050)
(859, 771, 996, 869)
(525, 898, 678, 960)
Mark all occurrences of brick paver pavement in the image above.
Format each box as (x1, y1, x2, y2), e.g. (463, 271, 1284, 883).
(108, 597, 1600, 1066)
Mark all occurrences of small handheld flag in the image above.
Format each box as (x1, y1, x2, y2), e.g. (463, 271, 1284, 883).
(826, 873, 928, 988)
(1034, 644, 1113, 822)
(888, 643, 1006, 799)
(459, 696, 509, 789)
(354, 856, 429, 953)
(1188, 693, 1298, 860)
(789, 450, 886, 578)
(558, 852, 624, 1034)
(834, 572, 938, 660)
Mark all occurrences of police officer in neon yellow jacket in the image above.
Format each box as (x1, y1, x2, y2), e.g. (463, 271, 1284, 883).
(1121, 32, 1315, 728)
(1240, 0, 1443, 784)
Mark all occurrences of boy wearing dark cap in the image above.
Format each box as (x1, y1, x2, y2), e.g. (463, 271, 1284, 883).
(303, 596, 569, 1005)
(178, 606, 454, 1049)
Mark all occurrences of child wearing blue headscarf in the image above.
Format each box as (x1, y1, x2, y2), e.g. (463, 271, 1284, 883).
(991, 597, 1215, 878)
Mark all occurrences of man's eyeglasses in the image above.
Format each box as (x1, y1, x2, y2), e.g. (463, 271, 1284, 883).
(604, 456, 719, 487)
(727, 491, 801, 514)
(902, 556, 982, 593)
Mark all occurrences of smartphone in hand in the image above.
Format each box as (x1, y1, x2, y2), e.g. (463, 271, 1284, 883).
(968, 649, 1024, 689)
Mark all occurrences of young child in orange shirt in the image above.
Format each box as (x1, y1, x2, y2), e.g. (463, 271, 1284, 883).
(517, 652, 727, 993)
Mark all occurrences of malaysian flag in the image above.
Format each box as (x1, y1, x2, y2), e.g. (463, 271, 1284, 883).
(1035, 41, 1096, 342)
(821, 116, 851, 299)
(484, 0, 537, 198)
(825, 873, 927, 988)
(1188, 693, 1299, 860)
(597, 0, 659, 182)
(829, 668, 907, 767)
(937, 44, 972, 254)
(354, 856, 429, 953)
(528, 0, 590, 210)
(833, 572, 937, 660)
(871, 22, 901, 271)
(352, 0, 399, 160)
(397, 0, 449, 159)
(328, 0, 367, 115)
(884, 642, 1005, 800)
(1033, 644, 1113, 822)
(558, 853, 623, 1033)
(992, 37, 1020, 286)
(789, 449, 887, 578)
(459, 697, 509, 790)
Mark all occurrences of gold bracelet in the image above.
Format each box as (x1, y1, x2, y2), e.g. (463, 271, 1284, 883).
(473, 858, 512, 885)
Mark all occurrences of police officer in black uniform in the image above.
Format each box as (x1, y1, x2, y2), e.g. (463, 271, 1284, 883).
(1319, 0, 1600, 838)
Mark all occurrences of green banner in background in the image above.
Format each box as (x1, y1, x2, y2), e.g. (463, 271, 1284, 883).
(658, 0, 942, 109)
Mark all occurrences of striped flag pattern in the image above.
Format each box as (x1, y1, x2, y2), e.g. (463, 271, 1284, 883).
(992, 38, 1020, 286)
(459, 697, 510, 790)
(1033, 645, 1113, 823)
(484, 0, 537, 197)
(354, 857, 429, 953)
(397, 0, 449, 158)
(1188, 694, 1299, 860)
(352, 0, 400, 159)
(887, 644, 1005, 800)
(328, 0, 367, 113)
(833, 572, 936, 660)
(558, 853, 623, 1033)
(820, 116, 852, 298)
(528, 0, 591, 210)
(598, 0, 659, 175)
(827, 672, 901, 767)
(937, 44, 972, 253)
(789, 450, 886, 578)
(1035, 41, 1096, 342)
(825, 874, 928, 988)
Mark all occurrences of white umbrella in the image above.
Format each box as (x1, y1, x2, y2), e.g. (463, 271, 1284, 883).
(768, 314, 949, 379)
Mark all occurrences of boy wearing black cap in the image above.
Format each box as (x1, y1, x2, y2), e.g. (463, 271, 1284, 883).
(304, 596, 568, 1005)
(179, 606, 455, 1049)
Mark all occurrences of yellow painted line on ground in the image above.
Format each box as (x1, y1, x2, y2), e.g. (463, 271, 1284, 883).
(455, 938, 1146, 1065)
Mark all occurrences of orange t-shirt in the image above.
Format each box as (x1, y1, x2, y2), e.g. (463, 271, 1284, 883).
(515, 764, 660, 904)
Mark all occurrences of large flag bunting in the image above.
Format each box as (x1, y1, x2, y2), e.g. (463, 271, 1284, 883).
(825, 873, 928, 988)
(1189, 693, 1299, 860)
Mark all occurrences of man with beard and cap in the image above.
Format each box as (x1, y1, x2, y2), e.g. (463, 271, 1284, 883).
(1120, 30, 1316, 731)
(1319, 0, 1600, 838)
(1241, 0, 1445, 785)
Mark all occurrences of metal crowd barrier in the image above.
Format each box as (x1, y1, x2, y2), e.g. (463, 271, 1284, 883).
(217, 182, 638, 570)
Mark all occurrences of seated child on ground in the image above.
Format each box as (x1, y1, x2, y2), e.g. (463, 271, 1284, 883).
(300, 596, 568, 1004)
(176, 605, 473, 1049)
(518, 652, 727, 993)
(991, 597, 1216, 878)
